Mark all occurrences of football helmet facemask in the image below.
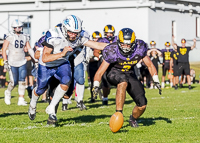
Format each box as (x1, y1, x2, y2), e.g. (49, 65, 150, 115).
(104, 24, 115, 41)
(11, 19, 23, 34)
(118, 28, 136, 54)
(62, 15, 82, 41)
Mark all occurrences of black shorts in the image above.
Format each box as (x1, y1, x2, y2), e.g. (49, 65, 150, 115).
(178, 62, 190, 76)
(106, 68, 147, 107)
(0, 66, 6, 76)
(162, 62, 170, 76)
(173, 65, 179, 76)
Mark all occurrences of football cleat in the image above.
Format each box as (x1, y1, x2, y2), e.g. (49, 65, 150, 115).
(129, 115, 139, 128)
(62, 104, 68, 111)
(47, 114, 57, 125)
(174, 84, 178, 90)
(4, 90, 11, 105)
(90, 98, 95, 103)
(179, 84, 183, 88)
(28, 104, 36, 120)
(188, 85, 192, 90)
(102, 98, 108, 105)
(76, 100, 87, 111)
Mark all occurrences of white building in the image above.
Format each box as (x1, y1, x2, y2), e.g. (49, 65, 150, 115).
(0, 0, 199, 61)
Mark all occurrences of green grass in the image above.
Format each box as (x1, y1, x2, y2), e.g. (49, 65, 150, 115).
(0, 64, 200, 143)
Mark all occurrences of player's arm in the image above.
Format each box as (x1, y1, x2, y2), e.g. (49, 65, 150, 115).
(42, 45, 73, 63)
(92, 60, 110, 97)
(143, 55, 162, 94)
(2, 40, 9, 61)
(171, 35, 177, 50)
(143, 56, 157, 76)
(191, 38, 196, 50)
(84, 40, 107, 50)
(147, 49, 152, 56)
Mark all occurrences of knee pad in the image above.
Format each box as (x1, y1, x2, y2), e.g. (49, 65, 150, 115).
(7, 82, 15, 92)
(75, 77, 85, 85)
(18, 81, 26, 96)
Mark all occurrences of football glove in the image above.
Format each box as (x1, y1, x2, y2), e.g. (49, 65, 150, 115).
(92, 81, 100, 99)
(92, 86, 99, 99)
(154, 82, 162, 95)
(153, 75, 162, 95)
(4, 60, 10, 71)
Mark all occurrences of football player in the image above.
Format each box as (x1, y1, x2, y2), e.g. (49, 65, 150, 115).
(93, 28, 161, 127)
(87, 31, 103, 102)
(2, 19, 37, 106)
(171, 36, 196, 89)
(93, 24, 117, 105)
(28, 15, 107, 125)
(160, 42, 173, 88)
(147, 41, 162, 89)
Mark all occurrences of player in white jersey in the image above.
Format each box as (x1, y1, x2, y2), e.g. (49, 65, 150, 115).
(2, 19, 37, 106)
(28, 15, 107, 125)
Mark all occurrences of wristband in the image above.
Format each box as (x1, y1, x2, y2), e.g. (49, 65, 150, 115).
(153, 75, 160, 83)
(93, 81, 100, 87)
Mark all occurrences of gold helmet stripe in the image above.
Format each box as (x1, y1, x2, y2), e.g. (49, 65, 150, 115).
(104, 26, 109, 32)
(118, 30, 124, 43)
(92, 32, 97, 38)
(131, 32, 136, 43)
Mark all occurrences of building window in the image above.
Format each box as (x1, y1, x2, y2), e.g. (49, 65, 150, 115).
(172, 21, 176, 39)
(196, 17, 200, 38)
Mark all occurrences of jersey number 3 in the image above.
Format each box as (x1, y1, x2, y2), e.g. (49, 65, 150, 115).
(15, 40, 24, 48)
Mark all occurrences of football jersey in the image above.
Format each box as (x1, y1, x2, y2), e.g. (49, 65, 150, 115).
(40, 24, 89, 67)
(102, 39, 148, 72)
(161, 49, 173, 63)
(170, 50, 179, 66)
(4, 32, 30, 67)
(177, 46, 191, 63)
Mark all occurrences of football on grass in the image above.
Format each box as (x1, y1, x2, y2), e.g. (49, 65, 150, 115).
(109, 112, 124, 133)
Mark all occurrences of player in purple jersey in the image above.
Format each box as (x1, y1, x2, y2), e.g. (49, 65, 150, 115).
(93, 24, 117, 105)
(160, 42, 173, 88)
(92, 28, 161, 127)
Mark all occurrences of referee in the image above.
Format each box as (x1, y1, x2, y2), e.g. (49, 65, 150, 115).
(172, 36, 196, 89)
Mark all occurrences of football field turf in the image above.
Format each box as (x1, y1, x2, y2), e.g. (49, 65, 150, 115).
(0, 64, 200, 143)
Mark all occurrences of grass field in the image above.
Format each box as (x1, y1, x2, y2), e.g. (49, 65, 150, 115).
(0, 63, 200, 143)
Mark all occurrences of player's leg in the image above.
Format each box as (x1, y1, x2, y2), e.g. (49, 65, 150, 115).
(28, 64, 51, 120)
(127, 74, 147, 128)
(4, 66, 18, 105)
(88, 61, 98, 102)
(107, 69, 128, 112)
(161, 65, 166, 88)
(184, 63, 191, 89)
(45, 62, 72, 123)
(74, 62, 87, 110)
(18, 64, 27, 106)
(101, 72, 111, 105)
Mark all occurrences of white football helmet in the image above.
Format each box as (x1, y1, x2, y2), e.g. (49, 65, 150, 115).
(61, 15, 82, 41)
(11, 19, 23, 33)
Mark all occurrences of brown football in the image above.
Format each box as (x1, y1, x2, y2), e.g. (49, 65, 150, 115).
(109, 112, 124, 133)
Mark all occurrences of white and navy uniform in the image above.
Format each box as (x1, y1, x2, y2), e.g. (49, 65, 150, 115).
(4, 32, 30, 86)
(35, 24, 89, 95)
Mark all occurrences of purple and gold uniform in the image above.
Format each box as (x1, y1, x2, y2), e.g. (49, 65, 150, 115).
(102, 39, 148, 107)
(161, 49, 173, 76)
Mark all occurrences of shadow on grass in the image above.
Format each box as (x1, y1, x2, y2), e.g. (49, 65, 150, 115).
(0, 112, 27, 117)
(35, 114, 111, 127)
(136, 116, 172, 126)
